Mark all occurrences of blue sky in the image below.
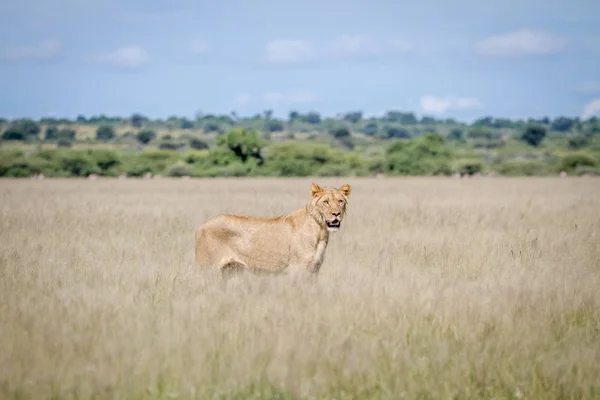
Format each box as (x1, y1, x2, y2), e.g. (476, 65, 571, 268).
(1, 0, 599, 122)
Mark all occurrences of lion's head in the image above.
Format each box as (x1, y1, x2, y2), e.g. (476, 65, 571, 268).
(309, 183, 352, 232)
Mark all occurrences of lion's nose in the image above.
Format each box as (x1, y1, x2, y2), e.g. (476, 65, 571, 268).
(332, 212, 341, 217)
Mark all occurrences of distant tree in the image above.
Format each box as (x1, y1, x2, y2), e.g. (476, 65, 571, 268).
(189, 137, 209, 150)
(385, 110, 418, 124)
(57, 128, 76, 140)
(96, 125, 115, 141)
(203, 121, 222, 133)
(130, 113, 147, 128)
(263, 109, 273, 120)
(330, 126, 351, 139)
(159, 141, 182, 150)
(180, 119, 194, 129)
(551, 117, 575, 132)
(448, 128, 464, 141)
(343, 111, 363, 124)
(2, 127, 26, 141)
(492, 118, 515, 129)
(136, 129, 156, 144)
(567, 135, 589, 150)
(45, 126, 59, 140)
(303, 112, 321, 125)
(9, 119, 40, 138)
(420, 116, 437, 125)
(289, 111, 300, 122)
(473, 117, 494, 127)
(520, 124, 547, 147)
(467, 126, 494, 140)
(76, 114, 87, 124)
(384, 125, 411, 139)
(265, 119, 285, 132)
(57, 138, 73, 148)
(362, 121, 379, 136)
(217, 128, 266, 165)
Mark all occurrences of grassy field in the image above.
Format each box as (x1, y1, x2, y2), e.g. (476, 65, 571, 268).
(1, 177, 599, 399)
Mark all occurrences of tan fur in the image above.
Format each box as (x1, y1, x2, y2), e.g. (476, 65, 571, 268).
(195, 183, 352, 281)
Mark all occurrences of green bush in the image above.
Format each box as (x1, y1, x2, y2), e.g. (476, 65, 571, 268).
(57, 138, 73, 148)
(123, 150, 181, 177)
(496, 159, 551, 176)
(453, 158, 484, 176)
(384, 134, 452, 176)
(164, 161, 195, 177)
(264, 142, 346, 177)
(575, 166, 600, 176)
(2, 127, 26, 141)
(86, 149, 120, 169)
(136, 129, 156, 144)
(96, 125, 115, 141)
(558, 153, 596, 173)
(189, 137, 209, 150)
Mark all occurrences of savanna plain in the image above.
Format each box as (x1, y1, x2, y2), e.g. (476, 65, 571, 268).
(1, 176, 599, 400)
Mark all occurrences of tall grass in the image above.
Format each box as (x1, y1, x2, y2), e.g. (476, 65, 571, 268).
(1, 177, 599, 399)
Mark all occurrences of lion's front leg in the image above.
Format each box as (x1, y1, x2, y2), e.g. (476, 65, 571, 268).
(287, 257, 320, 286)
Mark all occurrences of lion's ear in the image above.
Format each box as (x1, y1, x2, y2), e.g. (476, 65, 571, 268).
(311, 183, 323, 198)
(338, 184, 352, 197)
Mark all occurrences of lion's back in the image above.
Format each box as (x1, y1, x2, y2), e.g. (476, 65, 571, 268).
(195, 214, 293, 269)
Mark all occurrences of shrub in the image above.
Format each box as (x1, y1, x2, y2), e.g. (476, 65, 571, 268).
(136, 129, 156, 144)
(315, 164, 351, 177)
(496, 159, 551, 176)
(86, 149, 121, 173)
(567, 135, 589, 150)
(164, 161, 195, 177)
(575, 166, 600, 176)
(362, 121, 379, 136)
(57, 151, 101, 177)
(558, 153, 596, 173)
(448, 128, 464, 141)
(123, 150, 181, 177)
(158, 140, 183, 151)
(189, 138, 209, 150)
(520, 124, 547, 147)
(264, 142, 346, 177)
(329, 126, 351, 139)
(385, 134, 452, 176)
(453, 159, 484, 176)
(57, 138, 73, 148)
(2, 127, 26, 141)
(96, 125, 115, 141)
(383, 125, 411, 139)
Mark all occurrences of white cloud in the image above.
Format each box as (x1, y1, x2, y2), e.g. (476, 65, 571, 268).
(420, 95, 482, 114)
(189, 39, 209, 54)
(327, 34, 380, 58)
(573, 81, 600, 93)
(476, 29, 567, 56)
(0, 39, 61, 61)
(266, 40, 316, 64)
(233, 94, 251, 106)
(580, 98, 600, 120)
(263, 90, 317, 105)
(88, 45, 150, 68)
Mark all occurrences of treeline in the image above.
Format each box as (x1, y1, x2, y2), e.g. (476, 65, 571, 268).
(0, 110, 599, 178)
(1, 110, 598, 140)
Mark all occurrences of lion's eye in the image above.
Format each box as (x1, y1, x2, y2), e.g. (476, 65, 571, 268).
(338, 200, 344, 204)
(323, 200, 329, 205)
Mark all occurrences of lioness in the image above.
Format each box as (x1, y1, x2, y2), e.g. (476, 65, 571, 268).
(194, 183, 352, 281)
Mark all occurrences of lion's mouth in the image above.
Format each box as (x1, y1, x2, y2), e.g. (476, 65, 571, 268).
(326, 220, 341, 230)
